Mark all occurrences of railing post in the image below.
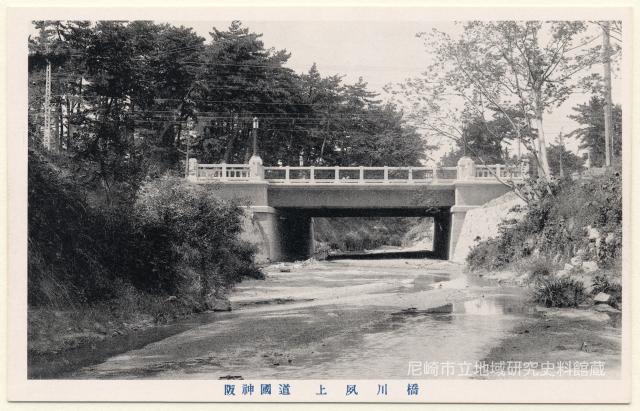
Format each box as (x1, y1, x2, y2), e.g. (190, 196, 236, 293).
(383, 166, 389, 183)
(187, 158, 198, 181)
(310, 166, 315, 183)
(495, 164, 502, 179)
(456, 156, 476, 181)
(359, 166, 364, 184)
(408, 167, 413, 183)
(285, 166, 290, 182)
(432, 166, 439, 183)
(334, 166, 339, 182)
(221, 163, 227, 181)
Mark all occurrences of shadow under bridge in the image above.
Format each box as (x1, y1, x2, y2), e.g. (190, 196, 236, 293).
(276, 207, 452, 262)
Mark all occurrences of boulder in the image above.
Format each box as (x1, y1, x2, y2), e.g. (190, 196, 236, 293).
(570, 256, 583, 267)
(205, 294, 232, 311)
(605, 232, 617, 245)
(582, 261, 599, 272)
(586, 225, 601, 241)
(563, 263, 574, 271)
(593, 292, 610, 304)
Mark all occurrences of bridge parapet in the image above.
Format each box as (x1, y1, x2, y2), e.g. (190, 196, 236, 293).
(189, 160, 525, 184)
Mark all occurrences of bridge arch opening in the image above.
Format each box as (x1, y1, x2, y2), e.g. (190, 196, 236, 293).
(276, 207, 451, 262)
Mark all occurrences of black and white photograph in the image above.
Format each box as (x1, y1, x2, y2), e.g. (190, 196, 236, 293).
(5, 4, 634, 404)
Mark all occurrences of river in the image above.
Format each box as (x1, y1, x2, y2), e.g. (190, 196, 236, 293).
(66, 258, 542, 379)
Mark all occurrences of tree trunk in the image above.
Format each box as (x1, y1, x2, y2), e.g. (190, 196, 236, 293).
(223, 125, 239, 163)
(534, 90, 551, 179)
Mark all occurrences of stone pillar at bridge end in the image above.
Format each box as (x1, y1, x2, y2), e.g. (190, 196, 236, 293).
(249, 155, 264, 180)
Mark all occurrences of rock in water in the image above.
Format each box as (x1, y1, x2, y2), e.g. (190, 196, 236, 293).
(593, 292, 610, 304)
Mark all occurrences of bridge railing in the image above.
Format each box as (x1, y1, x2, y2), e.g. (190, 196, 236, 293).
(262, 166, 446, 184)
(474, 164, 524, 180)
(196, 163, 251, 181)
(191, 161, 525, 183)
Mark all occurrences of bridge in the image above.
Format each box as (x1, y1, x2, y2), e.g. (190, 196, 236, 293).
(187, 156, 527, 262)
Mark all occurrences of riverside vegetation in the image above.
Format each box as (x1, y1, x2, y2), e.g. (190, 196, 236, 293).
(28, 150, 262, 355)
(466, 170, 622, 310)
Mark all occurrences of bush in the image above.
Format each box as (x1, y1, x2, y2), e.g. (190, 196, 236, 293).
(466, 171, 622, 271)
(532, 277, 587, 308)
(526, 258, 556, 285)
(28, 151, 260, 310)
(591, 274, 622, 309)
(134, 176, 261, 297)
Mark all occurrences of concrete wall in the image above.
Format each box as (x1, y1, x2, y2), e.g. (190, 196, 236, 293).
(201, 177, 515, 263)
(448, 181, 516, 261)
(450, 192, 525, 263)
(206, 182, 270, 206)
(268, 184, 455, 209)
(454, 181, 513, 207)
(239, 206, 283, 263)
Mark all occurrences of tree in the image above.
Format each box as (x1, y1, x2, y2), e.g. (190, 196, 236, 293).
(546, 143, 585, 177)
(437, 112, 527, 166)
(392, 21, 601, 184)
(28, 19, 430, 205)
(568, 96, 622, 167)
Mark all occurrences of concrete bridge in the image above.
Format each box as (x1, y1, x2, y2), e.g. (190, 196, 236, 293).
(187, 156, 527, 262)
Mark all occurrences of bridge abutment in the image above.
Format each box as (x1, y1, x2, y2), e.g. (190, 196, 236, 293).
(240, 206, 283, 263)
(449, 180, 514, 260)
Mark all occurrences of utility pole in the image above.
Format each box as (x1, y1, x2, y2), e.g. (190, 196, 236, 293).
(43, 59, 52, 150)
(602, 21, 613, 168)
(184, 117, 195, 178)
(558, 130, 565, 179)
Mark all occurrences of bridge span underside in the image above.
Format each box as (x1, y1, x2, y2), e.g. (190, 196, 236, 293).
(276, 207, 451, 262)
(202, 169, 515, 263)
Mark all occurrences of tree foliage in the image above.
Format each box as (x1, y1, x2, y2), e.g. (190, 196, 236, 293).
(29, 20, 426, 206)
(568, 96, 622, 167)
(390, 21, 604, 184)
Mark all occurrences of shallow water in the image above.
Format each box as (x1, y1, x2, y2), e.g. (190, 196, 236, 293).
(63, 259, 537, 380)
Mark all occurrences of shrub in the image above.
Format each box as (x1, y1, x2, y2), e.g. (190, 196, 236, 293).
(466, 237, 507, 270)
(134, 176, 261, 298)
(532, 277, 587, 308)
(28, 151, 260, 310)
(466, 171, 622, 272)
(388, 234, 403, 247)
(526, 258, 556, 285)
(344, 231, 363, 251)
(591, 274, 622, 309)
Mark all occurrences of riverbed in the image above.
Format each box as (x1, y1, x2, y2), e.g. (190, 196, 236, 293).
(54, 258, 619, 379)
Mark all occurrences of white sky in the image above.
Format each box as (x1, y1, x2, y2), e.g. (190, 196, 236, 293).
(173, 19, 622, 160)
